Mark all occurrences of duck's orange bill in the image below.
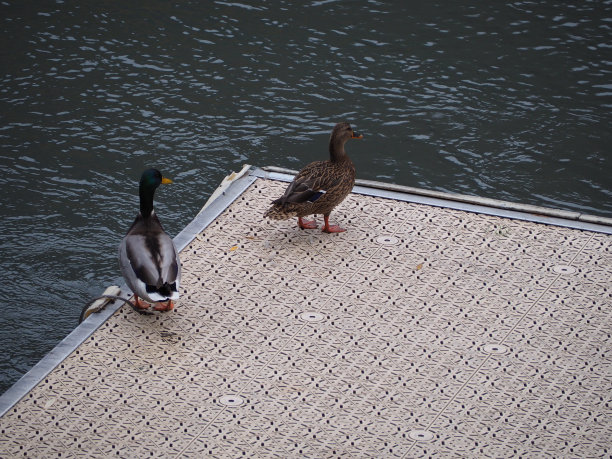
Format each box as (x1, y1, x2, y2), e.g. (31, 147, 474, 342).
(352, 132, 363, 139)
(161, 177, 173, 184)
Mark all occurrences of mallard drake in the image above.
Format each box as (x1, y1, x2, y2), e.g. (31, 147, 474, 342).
(265, 122, 362, 233)
(118, 168, 181, 311)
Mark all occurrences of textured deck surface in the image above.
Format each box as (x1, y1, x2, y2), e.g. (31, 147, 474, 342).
(1, 173, 611, 458)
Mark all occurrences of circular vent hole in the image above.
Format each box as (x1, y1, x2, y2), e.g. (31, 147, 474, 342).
(300, 312, 324, 323)
(376, 235, 399, 245)
(219, 395, 244, 407)
(408, 429, 434, 442)
(553, 265, 576, 274)
(483, 343, 509, 355)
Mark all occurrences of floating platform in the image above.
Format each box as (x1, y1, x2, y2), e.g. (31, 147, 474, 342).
(1, 166, 610, 457)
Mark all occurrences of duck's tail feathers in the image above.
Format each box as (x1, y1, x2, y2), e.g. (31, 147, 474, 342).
(146, 282, 179, 302)
(264, 205, 297, 220)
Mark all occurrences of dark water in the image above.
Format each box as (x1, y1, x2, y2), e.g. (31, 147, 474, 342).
(1, 0, 611, 394)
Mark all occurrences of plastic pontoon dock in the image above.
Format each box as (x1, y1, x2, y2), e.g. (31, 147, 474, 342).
(1, 166, 610, 458)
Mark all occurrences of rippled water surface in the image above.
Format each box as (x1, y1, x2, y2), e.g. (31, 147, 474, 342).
(1, 1, 611, 394)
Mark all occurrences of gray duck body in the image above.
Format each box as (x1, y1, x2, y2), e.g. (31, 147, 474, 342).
(118, 169, 181, 309)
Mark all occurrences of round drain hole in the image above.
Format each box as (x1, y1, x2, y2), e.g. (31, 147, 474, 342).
(553, 265, 576, 274)
(376, 235, 399, 245)
(219, 395, 244, 407)
(300, 312, 324, 323)
(483, 343, 508, 355)
(408, 429, 434, 442)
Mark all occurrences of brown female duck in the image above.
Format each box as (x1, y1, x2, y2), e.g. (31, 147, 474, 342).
(264, 122, 362, 233)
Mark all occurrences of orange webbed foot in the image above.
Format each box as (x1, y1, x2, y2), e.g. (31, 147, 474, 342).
(322, 215, 346, 233)
(298, 217, 318, 230)
(322, 225, 346, 233)
(153, 300, 174, 311)
(133, 295, 150, 310)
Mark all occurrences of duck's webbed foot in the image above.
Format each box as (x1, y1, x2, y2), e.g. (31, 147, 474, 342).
(322, 215, 346, 233)
(298, 217, 318, 230)
(133, 295, 150, 310)
(154, 300, 174, 311)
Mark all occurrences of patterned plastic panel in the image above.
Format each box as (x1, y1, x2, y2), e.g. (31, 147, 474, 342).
(0, 177, 610, 458)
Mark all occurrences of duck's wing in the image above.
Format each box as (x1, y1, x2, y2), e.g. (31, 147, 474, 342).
(276, 180, 323, 204)
(158, 233, 181, 296)
(274, 161, 340, 204)
(119, 215, 180, 301)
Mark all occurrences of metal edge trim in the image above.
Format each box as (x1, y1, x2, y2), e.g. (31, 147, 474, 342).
(173, 169, 258, 253)
(0, 289, 132, 418)
(0, 168, 258, 418)
(255, 166, 612, 235)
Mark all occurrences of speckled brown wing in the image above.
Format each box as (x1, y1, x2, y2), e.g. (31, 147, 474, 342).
(273, 161, 329, 205)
